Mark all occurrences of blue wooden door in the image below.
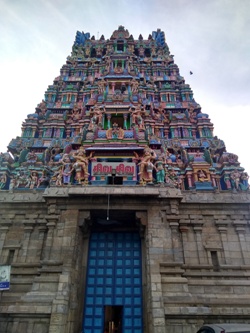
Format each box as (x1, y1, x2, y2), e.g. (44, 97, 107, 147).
(83, 232, 143, 333)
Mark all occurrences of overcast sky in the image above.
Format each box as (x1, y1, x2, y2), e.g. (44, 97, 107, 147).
(0, 0, 249, 173)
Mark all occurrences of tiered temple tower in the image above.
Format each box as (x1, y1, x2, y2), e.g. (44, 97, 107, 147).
(0, 27, 249, 333)
(0, 25, 248, 191)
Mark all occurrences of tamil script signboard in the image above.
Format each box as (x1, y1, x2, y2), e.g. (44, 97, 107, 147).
(0, 265, 11, 290)
(91, 162, 136, 177)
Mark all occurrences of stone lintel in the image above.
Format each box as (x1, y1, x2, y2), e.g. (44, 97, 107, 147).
(160, 262, 184, 268)
(25, 213, 39, 219)
(232, 220, 247, 226)
(161, 277, 188, 283)
(3, 243, 21, 249)
(43, 186, 183, 199)
(33, 276, 59, 283)
(40, 260, 63, 266)
(182, 264, 213, 270)
(189, 215, 203, 220)
(203, 244, 223, 250)
(166, 215, 180, 221)
(215, 220, 229, 225)
(0, 305, 52, 315)
(11, 262, 41, 268)
(231, 214, 244, 220)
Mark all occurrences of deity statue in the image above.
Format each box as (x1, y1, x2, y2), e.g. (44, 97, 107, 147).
(130, 78, 139, 94)
(154, 157, 165, 184)
(128, 45, 134, 54)
(72, 147, 93, 185)
(189, 108, 197, 124)
(240, 172, 249, 190)
(61, 154, 73, 185)
(26, 151, 38, 165)
(88, 105, 105, 130)
(164, 169, 176, 188)
(106, 123, 124, 140)
(71, 104, 82, 122)
(84, 45, 91, 57)
(106, 45, 113, 55)
(0, 173, 7, 189)
(37, 170, 50, 188)
(175, 174, 183, 189)
(28, 171, 38, 189)
(135, 148, 157, 184)
(224, 173, 231, 189)
(230, 169, 241, 190)
(114, 65, 123, 74)
(151, 45, 156, 57)
(13, 171, 26, 188)
(97, 78, 107, 94)
(139, 46, 144, 57)
(37, 99, 47, 114)
(105, 57, 112, 72)
(9, 176, 18, 191)
(127, 56, 134, 73)
(50, 167, 63, 186)
(130, 105, 145, 130)
(164, 167, 182, 189)
(197, 170, 209, 182)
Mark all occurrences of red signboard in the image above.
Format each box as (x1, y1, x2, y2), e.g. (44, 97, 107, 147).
(92, 162, 136, 176)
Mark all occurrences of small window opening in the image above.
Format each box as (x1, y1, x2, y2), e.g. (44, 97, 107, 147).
(145, 48, 151, 57)
(180, 127, 184, 138)
(211, 251, 219, 271)
(91, 48, 96, 58)
(7, 250, 15, 265)
(117, 61, 122, 68)
(117, 41, 124, 52)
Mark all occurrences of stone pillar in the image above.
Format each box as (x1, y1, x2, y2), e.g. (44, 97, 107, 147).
(233, 220, 249, 264)
(215, 175, 222, 190)
(144, 209, 166, 333)
(49, 209, 81, 333)
(123, 113, 128, 130)
(38, 219, 48, 261)
(21, 220, 36, 263)
(43, 215, 58, 261)
(192, 221, 205, 264)
(106, 113, 111, 129)
(179, 219, 190, 265)
(187, 173, 193, 188)
(111, 82, 115, 93)
(210, 172, 217, 187)
(215, 220, 231, 264)
(49, 298, 69, 333)
(0, 221, 12, 259)
(168, 217, 182, 262)
(164, 129, 169, 138)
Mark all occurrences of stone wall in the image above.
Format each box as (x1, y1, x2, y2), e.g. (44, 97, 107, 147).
(0, 188, 250, 333)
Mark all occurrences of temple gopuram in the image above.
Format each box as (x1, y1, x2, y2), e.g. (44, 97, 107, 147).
(0, 26, 250, 333)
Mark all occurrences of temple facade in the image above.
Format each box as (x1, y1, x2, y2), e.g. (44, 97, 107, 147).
(0, 26, 250, 333)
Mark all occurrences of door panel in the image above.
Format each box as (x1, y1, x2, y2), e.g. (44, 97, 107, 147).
(83, 232, 143, 333)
